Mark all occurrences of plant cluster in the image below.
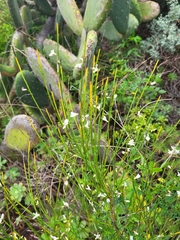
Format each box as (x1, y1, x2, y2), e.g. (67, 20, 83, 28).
(0, 0, 180, 239)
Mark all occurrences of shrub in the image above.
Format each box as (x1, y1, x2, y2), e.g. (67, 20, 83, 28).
(141, 0, 180, 59)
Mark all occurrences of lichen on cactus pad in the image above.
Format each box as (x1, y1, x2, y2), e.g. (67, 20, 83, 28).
(4, 114, 40, 151)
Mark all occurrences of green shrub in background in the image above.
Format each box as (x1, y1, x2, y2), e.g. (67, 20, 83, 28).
(141, 0, 180, 59)
(0, 0, 13, 56)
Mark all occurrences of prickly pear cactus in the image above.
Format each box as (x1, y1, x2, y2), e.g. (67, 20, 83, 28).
(138, 1, 160, 22)
(126, 14, 139, 37)
(99, 19, 123, 42)
(57, 0, 83, 36)
(110, 0, 131, 35)
(9, 30, 24, 70)
(20, 5, 33, 33)
(73, 29, 98, 79)
(15, 70, 50, 107)
(83, 0, 112, 31)
(26, 47, 71, 101)
(34, 0, 55, 16)
(6, 0, 23, 29)
(4, 114, 40, 151)
(130, 0, 142, 23)
(0, 64, 17, 77)
(43, 39, 77, 71)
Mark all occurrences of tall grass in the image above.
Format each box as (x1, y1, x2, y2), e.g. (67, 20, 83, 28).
(1, 51, 180, 239)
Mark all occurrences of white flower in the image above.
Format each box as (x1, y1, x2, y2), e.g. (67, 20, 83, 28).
(105, 93, 110, 99)
(137, 111, 142, 117)
(134, 231, 138, 235)
(94, 103, 101, 111)
(0, 213, 4, 224)
(62, 119, 69, 129)
(75, 63, 83, 69)
(74, 58, 83, 69)
(134, 174, 141, 180)
(49, 49, 56, 57)
(64, 180, 68, 186)
(32, 212, 40, 219)
(144, 133, 150, 142)
(97, 193, 107, 198)
(150, 81, 156, 85)
(168, 146, 180, 156)
(86, 185, 91, 191)
(84, 121, 89, 128)
(128, 139, 135, 146)
(115, 190, 121, 197)
(102, 115, 108, 122)
(114, 94, 117, 100)
(70, 112, 79, 118)
(94, 233, 102, 240)
(63, 201, 69, 208)
(130, 236, 134, 240)
(177, 191, 180, 197)
(166, 191, 172, 197)
(82, 114, 89, 122)
(106, 198, 110, 203)
(21, 87, 27, 91)
(177, 172, 180, 177)
(123, 182, 127, 187)
(51, 236, 58, 240)
(92, 64, 99, 73)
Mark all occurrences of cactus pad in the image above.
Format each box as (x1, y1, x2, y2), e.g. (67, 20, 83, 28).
(126, 14, 139, 37)
(130, 0, 142, 23)
(43, 39, 77, 71)
(4, 114, 40, 151)
(99, 19, 123, 42)
(34, 0, 55, 16)
(83, 0, 112, 31)
(9, 30, 24, 69)
(15, 70, 50, 107)
(73, 30, 97, 79)
(110, 0, 131, 35)
(20, 5, 33, 33)
(6, 0, 23, 29)
(0, 64, 17, 77)
(138, 1, 160, 22)
(26, 47, 71, 101)
(57, 0, 83, 36)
